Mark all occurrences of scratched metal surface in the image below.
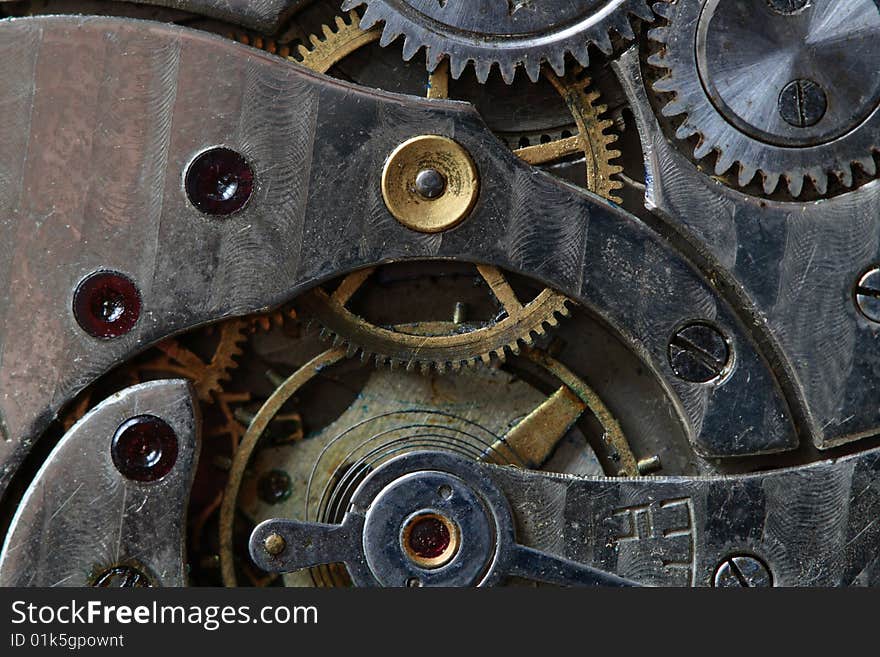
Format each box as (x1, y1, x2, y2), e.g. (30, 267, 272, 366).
(0, 0, 306, 31)
(615, 48, 880, 451)
(489, 445, 880, 586)
(0, 380, 198, 587)
(0, 16, 796, 496)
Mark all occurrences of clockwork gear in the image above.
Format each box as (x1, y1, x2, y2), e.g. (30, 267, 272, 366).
(340, 0, 655, 83)
(648, 0, 880, 197)
(296, 264, 572, 372)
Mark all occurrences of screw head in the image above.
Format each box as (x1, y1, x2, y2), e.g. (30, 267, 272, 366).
(668, 321, 731, 383)
(856, 268, 880, 322)
(766, 0, 810, 14)
(713, 555, 772, 588)
(92, 565, 153, 588)
(185, 147, 254, 216)
(264, 532, 286, 556)
(111, 415, 179, 483)
(257, 469, 292, 505)
(73, 271, 141, 339)
(414, 168, 447, 199)
(778, 79, 827, 128)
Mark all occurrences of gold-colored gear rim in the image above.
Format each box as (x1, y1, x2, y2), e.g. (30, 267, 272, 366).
(296, 264, 571, 371)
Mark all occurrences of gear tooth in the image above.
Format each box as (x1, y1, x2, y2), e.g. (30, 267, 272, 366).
(570, 43, 590, 68)
(480, 352, 492, 365)
(360, 4, 384, 29)
(837, 165, 854, 188)
(322, 23, 334, 39)
(635, 0, 659, 20)
(499, 61, 518, 85)
(296, 43, 310, 60)
(424, 47, 442, 72)
(435, 361, 448, 375)
(521, 59, 540, 84)
(675, 122, 698, 140)
(593, 30, 614, 55)
(449, 55, 469, 80)
(785, 173, 805, 198)
(474, 59, 493, 84)
(808, 169, 828, 196)
(401, 35, 421, 61)
(737, 163, 757, 188)
(651, 76, 676, 93)
(379, 26, 400, 48)
(652, 1, 674, 19)
(646, 28, 669, 48)
(451, 360, 463, 372)
(614, 16, 636, 41)
(761, 172, 781, 195)
(857, 156, 877, 177)
(714, 150, 736, 176)
(693, 139, 713, 161)
(548, 52, 566, 78)
(345, 343, 360, 358)
(340, 0, 361, 11)
(660, 99, 688, 117)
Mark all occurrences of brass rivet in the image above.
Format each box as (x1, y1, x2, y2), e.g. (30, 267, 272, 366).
(264, 532, 286, 556)
(381, 135, 479, 233)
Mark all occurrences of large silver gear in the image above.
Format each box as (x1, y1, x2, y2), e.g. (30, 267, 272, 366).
(340, 0, 655, 83)
(648, 0, 880, 197)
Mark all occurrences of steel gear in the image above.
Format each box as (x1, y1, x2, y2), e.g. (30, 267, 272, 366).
(340, 0, 655, 83)
(648, 0, 880, 197)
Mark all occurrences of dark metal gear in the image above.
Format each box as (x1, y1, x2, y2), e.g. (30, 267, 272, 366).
(649, 0, 880, 197)
(341, 0, 655, 83)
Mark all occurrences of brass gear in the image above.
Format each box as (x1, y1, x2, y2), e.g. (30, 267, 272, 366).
(139, 319, 248, 402)
(296, 265, 571, 372)
(235, 12, 619, 372)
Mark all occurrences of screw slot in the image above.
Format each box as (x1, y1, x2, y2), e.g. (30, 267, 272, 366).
(855, 267, 880, 322)
(778, 78, 827, 128)
(713, 554, 772, 588)
(668, 321, 731, 383)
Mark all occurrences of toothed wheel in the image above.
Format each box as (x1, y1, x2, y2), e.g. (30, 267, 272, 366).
(295, 264, 572, 373)
(648, 0, 880, 198)
(340, 0, 655, 83)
